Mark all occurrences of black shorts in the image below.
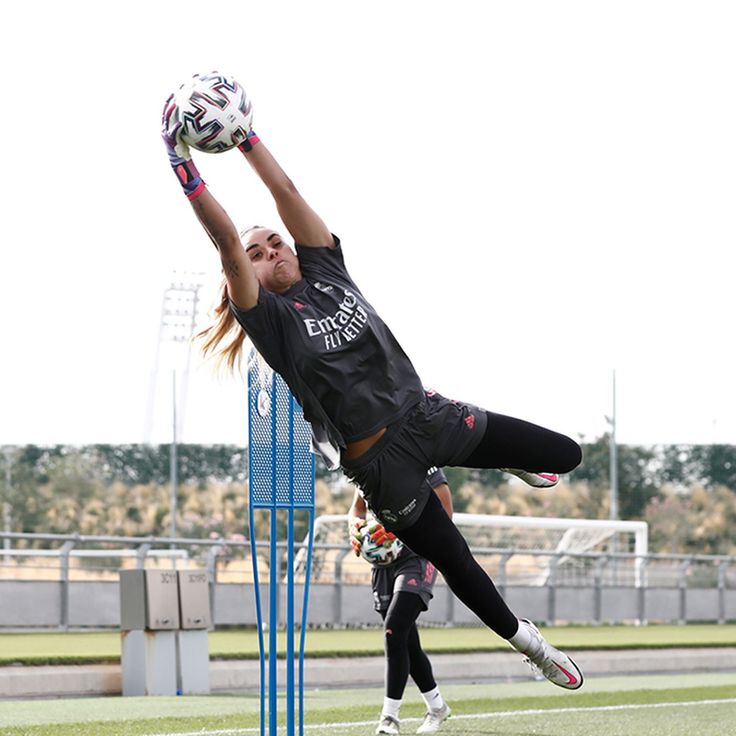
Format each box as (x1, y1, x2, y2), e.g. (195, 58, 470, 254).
(372, 550, 438, 614)
(342, 390, 487, 530)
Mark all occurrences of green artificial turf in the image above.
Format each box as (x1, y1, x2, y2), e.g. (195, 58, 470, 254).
(1, 674, 735, 736)
(0, 623, 735, 666)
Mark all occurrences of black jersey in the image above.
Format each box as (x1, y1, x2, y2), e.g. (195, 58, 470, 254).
(232, 237, 424, 453)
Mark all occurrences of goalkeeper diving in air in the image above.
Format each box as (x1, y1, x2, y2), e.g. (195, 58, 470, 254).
(350, 467, 453, 734)
(161, 79, 584, 691)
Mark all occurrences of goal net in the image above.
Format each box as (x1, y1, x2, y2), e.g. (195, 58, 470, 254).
(296, 513, 648, 587)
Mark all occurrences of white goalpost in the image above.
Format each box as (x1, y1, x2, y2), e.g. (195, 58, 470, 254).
(299, 513, 648, 587)
(448, 513, 648, 586)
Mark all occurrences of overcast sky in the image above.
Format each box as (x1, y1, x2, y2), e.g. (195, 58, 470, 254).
(1, 0, 734, 448)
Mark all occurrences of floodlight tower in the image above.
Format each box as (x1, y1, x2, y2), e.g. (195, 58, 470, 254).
(144, 272, 205, 542)
(144, 272, 206, 444)
(605, 369, 620, 584)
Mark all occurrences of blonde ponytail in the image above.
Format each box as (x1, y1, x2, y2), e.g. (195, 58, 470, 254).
(196, 278, 247, 371)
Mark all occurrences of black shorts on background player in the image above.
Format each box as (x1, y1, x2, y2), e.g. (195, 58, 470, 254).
(372, 551, 437, 614)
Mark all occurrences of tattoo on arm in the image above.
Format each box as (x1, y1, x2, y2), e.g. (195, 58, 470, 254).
(223, 260, 240, 279)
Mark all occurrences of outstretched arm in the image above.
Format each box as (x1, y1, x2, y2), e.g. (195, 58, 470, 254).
(162, 96, 259, 310)
(190, 189, 260, 310)
(239, 136, 334, 249)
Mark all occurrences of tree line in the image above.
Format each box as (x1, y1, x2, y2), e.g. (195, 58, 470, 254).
(1, 436, 734, 554)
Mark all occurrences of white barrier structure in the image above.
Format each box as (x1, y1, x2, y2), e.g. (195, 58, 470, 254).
(301, 513, 648, 586)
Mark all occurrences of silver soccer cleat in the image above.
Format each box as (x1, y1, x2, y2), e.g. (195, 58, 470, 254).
(416, 703, 451, 733)
(499, 468, 560, 488)
(513, 618, 583, 690)
(376, 714, 401, 735)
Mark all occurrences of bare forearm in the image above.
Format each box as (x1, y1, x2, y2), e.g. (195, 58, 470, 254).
(242, 140, 292, 195)
(240, 141, 333, 248)
(189, 188, 259, 309)
(190, 188, 241, 255)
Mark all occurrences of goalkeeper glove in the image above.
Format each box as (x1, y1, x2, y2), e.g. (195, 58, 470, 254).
(348, 516, 367, 556)
(161, 94, 205, 200)
(367, 521, 397, 547)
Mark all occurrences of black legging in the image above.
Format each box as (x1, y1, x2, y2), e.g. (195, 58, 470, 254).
(381, 591, 436, 699)
(396, 411, 582, 639)
(463, 411, 582, 472)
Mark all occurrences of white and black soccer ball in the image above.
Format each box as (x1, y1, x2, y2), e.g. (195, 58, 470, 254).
(360, 529, 403, 567)
(174, 72, 253, 153)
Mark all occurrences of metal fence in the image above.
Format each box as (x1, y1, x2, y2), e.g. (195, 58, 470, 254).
(1, 531, 734, 630)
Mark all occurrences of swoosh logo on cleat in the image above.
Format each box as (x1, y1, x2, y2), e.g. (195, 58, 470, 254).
(555, 663, 578, 686)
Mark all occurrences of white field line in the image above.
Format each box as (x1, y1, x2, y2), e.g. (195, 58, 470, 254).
(143, 697, 736, 736)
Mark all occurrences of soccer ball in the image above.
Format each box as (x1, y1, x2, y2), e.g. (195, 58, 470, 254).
(174, 72, 253, 153)
(360, 528, 403, 567)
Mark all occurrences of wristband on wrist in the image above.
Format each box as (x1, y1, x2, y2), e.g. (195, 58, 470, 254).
(238, 131, 261, 154)
(173, 159, 206, 201)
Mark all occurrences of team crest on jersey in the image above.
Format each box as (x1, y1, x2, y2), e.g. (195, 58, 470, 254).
(380, 509, 398, 524)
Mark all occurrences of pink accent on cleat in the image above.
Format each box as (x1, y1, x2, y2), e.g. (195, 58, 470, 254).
(499, 469, 560, 488)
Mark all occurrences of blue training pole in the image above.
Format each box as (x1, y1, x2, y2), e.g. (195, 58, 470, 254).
(286, 392, 295, 736)
(247, 415, 266, 736)
(247, 507, 266, 736)
(298, 507, 315, 736)
(248, 358, 315, 736)
(269, 376, 278, 736)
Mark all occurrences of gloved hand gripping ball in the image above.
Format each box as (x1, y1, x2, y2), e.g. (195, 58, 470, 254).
(360, 521, 403, 567)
